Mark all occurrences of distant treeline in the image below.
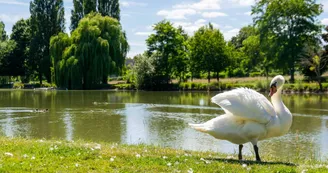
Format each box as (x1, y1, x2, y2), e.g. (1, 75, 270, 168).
(0, 0, 327, 91)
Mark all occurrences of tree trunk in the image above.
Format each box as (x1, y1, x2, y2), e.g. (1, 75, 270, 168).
(265, 66, 269, 89)
(102, 75, 107, 84)
(39, 71, 42, 85)
(216, 72, 219, 82)
(207, 71, 210, 83)
(290, 67, 295, 83)
(318, 76, 323, 92)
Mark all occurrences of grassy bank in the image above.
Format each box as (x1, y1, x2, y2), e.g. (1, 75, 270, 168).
(113, 79, 328, 93)
(3, 76, 328, 92)
(0, 137, 327, 172)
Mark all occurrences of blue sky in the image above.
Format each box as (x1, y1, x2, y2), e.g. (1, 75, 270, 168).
(1, 0, 328, 58)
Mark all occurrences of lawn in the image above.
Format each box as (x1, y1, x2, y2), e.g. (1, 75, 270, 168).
(0, 137, 327, 172)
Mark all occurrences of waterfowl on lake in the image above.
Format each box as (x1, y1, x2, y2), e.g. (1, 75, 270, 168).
(34, 109, 49, 113)
(189, 75, 292, 162)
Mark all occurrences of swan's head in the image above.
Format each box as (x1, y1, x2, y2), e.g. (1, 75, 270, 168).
(269, 75, 285, 97)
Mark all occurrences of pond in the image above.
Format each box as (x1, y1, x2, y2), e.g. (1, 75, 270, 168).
(0, 89, 327, 161)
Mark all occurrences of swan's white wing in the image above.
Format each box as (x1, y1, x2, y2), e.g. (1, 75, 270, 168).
(211, 88, 276, 124)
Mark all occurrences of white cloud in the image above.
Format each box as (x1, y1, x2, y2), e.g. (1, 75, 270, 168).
(223, 28, 240, 41)
(135, 31, 153, 36)
(244, 11, 252, 16)
(0, 14, 28, 24)
(121, 1, 148, 7)
(202, 12, 228, 18)
(322, 18, 328, 25)
(157, 9, 197, 20)
(223, 25, 233, 29)
(173, 0, 221, 10)
(173, 19, 220, 35)
(195, 19, 206, 25)
(0, 0, 28, 6)
(321, 0, 328, 11)
(230, 0, 255, 6)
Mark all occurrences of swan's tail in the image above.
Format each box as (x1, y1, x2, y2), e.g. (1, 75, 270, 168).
(189, 123, 210, 133)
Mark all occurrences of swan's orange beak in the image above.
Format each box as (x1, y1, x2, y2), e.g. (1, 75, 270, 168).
(269, 86, 277, 97)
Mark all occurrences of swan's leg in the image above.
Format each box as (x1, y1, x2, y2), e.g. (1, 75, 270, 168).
(253, 145, 261, 162)
(238, 144, 243, 160)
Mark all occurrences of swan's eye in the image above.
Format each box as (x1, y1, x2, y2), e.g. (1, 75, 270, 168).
(270, 82, 277, 88)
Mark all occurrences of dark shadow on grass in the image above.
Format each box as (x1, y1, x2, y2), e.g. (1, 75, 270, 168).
(206, 158, 297, 166)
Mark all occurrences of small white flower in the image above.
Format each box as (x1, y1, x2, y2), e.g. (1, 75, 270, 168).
(167, 162, 172, 166)
(174, 161, 179, 165)
(162, 156, 168, 159)
(110, 158, 115, 162)
(205, 160, 211, 164)
(227, 155, 233, 159)
(49, 147, 54, 151)
(242, 164, 247, 168)
(77, 153, 81, 156)
(75, 163, 79, 167)
(23, 154, 28, 158)
(94, 144, 101, 150)
(184, 153, 191, 157)
(247, 167, 251, 171)
(200, 158, 205, 161)
(4, 152, 13, 157)
(136, 154, 141, 158)
(31, 156, 35, 160)
(39, 139, 44, 143)
(187, 168, 193, 173)
(301, 170, 307, 173)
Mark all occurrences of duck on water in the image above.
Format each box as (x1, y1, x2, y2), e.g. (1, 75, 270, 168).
(189, 75, 293, 162)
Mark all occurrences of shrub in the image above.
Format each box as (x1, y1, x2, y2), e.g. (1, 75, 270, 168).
(250, 72, 262, 77)
(13, 82, 24, 89)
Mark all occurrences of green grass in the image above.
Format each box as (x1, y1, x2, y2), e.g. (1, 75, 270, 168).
(0, 137, 327, 172)
(179, 80, 328, 92)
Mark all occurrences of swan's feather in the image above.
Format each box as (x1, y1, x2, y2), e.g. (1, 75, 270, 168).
(211, 87, 275, 124)
(188, 123, 210, 132)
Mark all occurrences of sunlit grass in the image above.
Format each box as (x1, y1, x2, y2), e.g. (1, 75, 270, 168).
(0, 137, 327, 172)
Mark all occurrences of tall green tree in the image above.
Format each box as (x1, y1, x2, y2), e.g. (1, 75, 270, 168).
(300, 46, 327, 91)
(132, 53, 155, 90)
(51, 13, 128, 89)
(231, 26, 257, 50)
(252, 0, 323, 82)
(30, 0, 65, 84)
(10, 19, 31, 80)
(146, 20, 188, 84)
(300, 26, 328, 91)
(71, 0, 120, 30)
(0, 21, 7, 41)
(0, 41, 16, 76)
(189, 23, 228, 83)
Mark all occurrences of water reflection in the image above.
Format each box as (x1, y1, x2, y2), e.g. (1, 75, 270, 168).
(0, 90, 327, 161)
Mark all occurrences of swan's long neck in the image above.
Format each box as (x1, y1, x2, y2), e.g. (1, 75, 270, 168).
(271, 88, 285, 113)
(270, 87, 293, 134)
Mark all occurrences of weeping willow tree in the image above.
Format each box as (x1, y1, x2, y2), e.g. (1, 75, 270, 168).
(50, 13, 129, 89)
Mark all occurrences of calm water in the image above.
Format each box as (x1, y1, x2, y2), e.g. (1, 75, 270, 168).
(0, 89, 328, 161)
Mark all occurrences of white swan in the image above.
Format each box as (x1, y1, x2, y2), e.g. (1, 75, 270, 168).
(189, 75, 292, 162)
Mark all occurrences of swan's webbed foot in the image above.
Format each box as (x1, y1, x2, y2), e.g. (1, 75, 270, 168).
(253, 145, 261, 162)
(238, 144, 243, 160)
